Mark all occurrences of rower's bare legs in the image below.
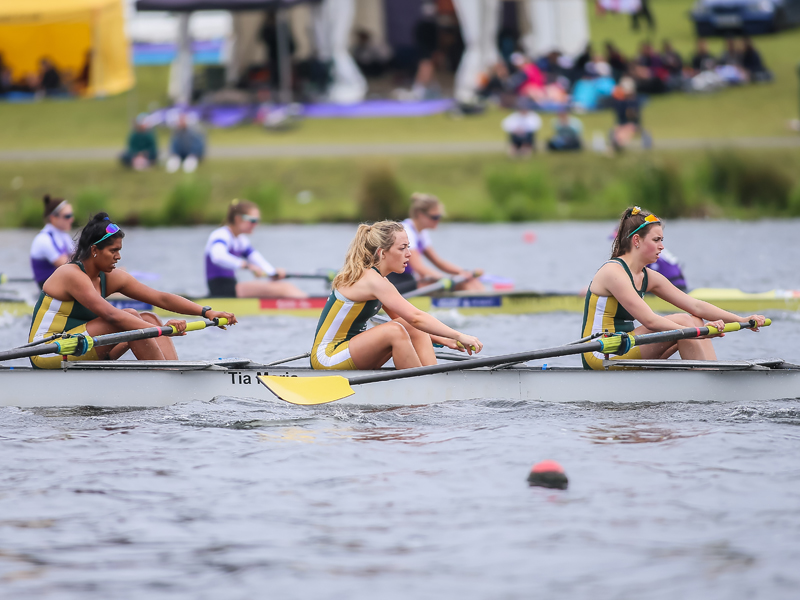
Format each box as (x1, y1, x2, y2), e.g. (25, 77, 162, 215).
(139, 312, 178, 360)
(349, 321, 423, 370)
(635, 313, 718, 361)
(236, 280, 308, 299)
(108, 343, 130, 360)
(85, 309, 166, 361)
(394, 317, 436, 366)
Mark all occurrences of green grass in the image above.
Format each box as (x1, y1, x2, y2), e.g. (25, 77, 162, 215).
(0, 0, 798, 151)
(3, 148, 799, 226)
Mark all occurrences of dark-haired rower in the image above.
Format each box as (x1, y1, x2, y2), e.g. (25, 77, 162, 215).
(28, 213, 236, 369)
(581, 206, 765, 370)
(30, 194, 75, 289)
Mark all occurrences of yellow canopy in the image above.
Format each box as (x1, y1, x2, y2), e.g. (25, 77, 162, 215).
(0, 0, 134, 97)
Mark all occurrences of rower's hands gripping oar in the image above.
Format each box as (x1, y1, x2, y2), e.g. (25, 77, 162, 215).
(258, 319, 770, 406)
(0, 318, 233, 362)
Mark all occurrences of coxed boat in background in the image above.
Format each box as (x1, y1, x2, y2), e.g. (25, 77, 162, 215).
(2, 357, 798, 409)
(2, 287, 800, 320)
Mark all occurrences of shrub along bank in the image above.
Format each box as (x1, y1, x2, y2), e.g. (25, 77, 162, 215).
(2, 148, 799, 228)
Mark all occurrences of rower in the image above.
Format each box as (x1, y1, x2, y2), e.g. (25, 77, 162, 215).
(30, 195, 75, 289)
(581, 206, 765, 370)
(205, 199, 307, 299)
(310, 220, 483, 371)
(387, 193, 484, 294)
(28, 213, 236, 369)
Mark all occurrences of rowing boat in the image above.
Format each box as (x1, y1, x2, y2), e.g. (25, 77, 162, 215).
(3, 286, 800, 320)
(2, 357, 798, 409)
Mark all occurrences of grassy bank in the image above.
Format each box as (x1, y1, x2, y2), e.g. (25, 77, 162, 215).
(3, 148, 799, 226)
(0, 0, 798, 151)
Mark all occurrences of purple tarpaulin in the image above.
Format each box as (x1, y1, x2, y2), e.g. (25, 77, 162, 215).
(144, 99, 457, 128)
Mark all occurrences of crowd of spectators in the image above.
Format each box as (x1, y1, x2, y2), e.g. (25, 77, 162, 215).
(0, 52, 91, 100)
(480, 35, 772, 113)
(484, 34, 772, 156)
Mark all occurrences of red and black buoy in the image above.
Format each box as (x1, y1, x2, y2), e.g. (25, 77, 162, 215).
(527, 460, 568, 490)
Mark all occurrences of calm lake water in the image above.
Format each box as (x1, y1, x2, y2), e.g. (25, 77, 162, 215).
(1, 221, 799, 599)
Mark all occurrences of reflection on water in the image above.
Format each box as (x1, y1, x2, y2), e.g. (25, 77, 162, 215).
(581, 424, 710, 444)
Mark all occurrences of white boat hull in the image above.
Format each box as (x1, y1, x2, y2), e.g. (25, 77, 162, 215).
(2, 360, 799, 408)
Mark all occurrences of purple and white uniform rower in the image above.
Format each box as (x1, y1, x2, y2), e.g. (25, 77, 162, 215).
(204, 199, 308, 299)
(205, 226, 277, 298)
(30, 195, 75, 289)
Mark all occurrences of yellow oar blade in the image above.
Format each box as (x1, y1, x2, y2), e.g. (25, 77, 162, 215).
(257, 375, 354, 406)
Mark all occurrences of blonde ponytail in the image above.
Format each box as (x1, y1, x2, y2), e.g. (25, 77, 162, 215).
(333, 221, 405, 288)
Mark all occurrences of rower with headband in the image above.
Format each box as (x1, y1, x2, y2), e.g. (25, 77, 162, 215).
(29, 194, 76, 289)
(580, 206, 766, 370)
(28, 212, 236, 369)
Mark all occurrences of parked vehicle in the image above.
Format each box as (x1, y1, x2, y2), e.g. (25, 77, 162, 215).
(691, 0, 800, 36)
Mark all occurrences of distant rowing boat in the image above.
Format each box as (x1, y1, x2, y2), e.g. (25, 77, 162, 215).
(2, 287, 800, 320)
(1, 357, 798, 408)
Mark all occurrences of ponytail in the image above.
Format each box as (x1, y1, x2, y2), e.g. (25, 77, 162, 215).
(333, 221, 405, 288)
(72, 212, 125, 262)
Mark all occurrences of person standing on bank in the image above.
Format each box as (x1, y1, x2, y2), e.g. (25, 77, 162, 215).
(387, 193, 484, 294)
(205, 199, 307, 299)
(30, 195, 75, 289)
(29, 213, 236, 369)
(581, 206, 765, 370)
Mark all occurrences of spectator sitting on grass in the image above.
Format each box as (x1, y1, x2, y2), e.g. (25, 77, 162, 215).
(477, 61, 513, 105)
(690, 38, 716, 74)
(120, 114, 158, 171)
(501, 98, 542, 158)
(604, 41, 628, 80)
(38, 58, 64, 97)
(660, 40, 684, 90)
(632, 40, 668, 94)
(741, 38, 772, 83)
(547, 111, 583, 152)
(166, 113, 205, 174)
(610, 77, 652, 152)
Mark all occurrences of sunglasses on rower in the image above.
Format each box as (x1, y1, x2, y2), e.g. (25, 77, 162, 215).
(241, 214, 259, 224)
(426, 213, 442, 221)
(92, 223, 120, 246)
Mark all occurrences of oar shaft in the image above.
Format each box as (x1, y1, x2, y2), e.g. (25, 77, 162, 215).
(0, 318, 227, 362)
(347, 321, 766, 385)
(404, 274, 470, 298)
(283, 273, 334, 280)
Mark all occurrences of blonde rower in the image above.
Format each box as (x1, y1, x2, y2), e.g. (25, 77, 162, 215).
(581, 206, 766, 370)
(311, 221, 483, 370)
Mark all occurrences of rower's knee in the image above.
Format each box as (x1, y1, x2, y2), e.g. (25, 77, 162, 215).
(669, 313, 702, 327)
(139, 311, 162, 325)
(386, 321, 412, 345)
